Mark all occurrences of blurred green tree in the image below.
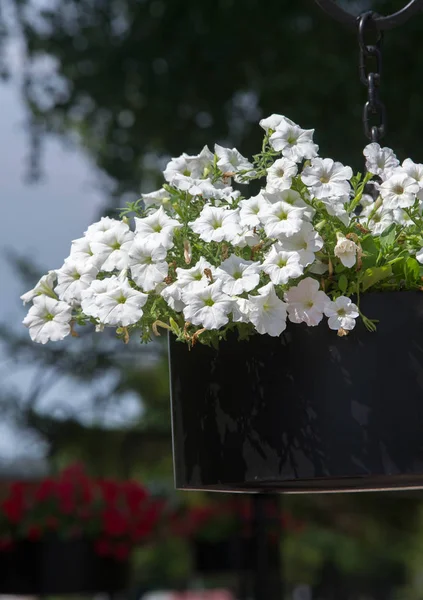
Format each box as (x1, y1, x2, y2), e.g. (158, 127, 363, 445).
(2, 0, 422, 200)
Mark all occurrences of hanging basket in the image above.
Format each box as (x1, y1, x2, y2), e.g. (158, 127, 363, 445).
(169, 291, 423, 493)
(0, 538, 128, 595)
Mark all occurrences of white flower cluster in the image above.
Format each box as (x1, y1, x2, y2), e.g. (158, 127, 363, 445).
(21, 114, 423, 346)
(360, 144, 423, 236)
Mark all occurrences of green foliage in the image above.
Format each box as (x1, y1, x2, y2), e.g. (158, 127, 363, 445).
(361, 265, 393, 292)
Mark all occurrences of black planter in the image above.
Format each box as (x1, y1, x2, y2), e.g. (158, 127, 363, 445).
(193, 537, 279, 572)
(0, 538, 128, 594)
(169, 291, 423, 492)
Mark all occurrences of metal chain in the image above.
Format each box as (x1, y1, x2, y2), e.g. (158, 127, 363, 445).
(358, 11, 386, 143)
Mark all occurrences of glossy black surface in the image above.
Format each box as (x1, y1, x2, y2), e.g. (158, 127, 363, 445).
(0, 539, 128, 594)
(169, 291, 423, 492)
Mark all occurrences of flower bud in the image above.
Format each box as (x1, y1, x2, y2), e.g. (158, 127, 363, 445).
(334, 234, 358, 269)
(314, 219, 326, 231)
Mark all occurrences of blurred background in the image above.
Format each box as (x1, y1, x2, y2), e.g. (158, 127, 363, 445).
(1, 0, 423, 597)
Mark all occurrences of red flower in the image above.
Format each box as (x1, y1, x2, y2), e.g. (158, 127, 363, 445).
(35, 479, 56, 501)
(102, 507, 127, 537)
(99, 480, 120, 505)
(10, 482, 26, 498)
(80, 482, 95, 504)
(2, 496, 24, 524)
(123, 481, 148, 512)
(61, 463, 87, 481)
(56, 481, 74, 514)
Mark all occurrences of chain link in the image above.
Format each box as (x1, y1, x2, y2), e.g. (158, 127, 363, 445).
(358, 12, 386, 143)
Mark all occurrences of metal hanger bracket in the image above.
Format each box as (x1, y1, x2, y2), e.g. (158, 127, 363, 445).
(314, 0, 423, 30)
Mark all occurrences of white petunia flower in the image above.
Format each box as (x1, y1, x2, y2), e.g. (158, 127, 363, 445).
(85, 216, 122, 237)
(360, 204, 394, 236)
(284, 277, 329, 326)
(215, 255, 261, 295)
(278, 222, 323, 267)
(90, 222, 134, 272)
(81, 279, 114, 318)
(69, 237, 103, 269)
(230, 226, 261, 248)
(129, 238, 168, 291)
(308, 259, 328, 275)
(142, 188, 172, 209)
(262, 244, 303, 285)
(189, 206, 241, 243)
(379, 172, 419, 209)
(321, 195, 351, 226)
(21, 271, 57, 305)
(214, 144, 255, 182)
(324, 296, 359, 331)
(231, 297, 251, 323)
(334, 234, 358, 268)
(134, 206, 182, 249)
(269, 121, 318, 162)
(163, 155, 191, 183)
(94, 277, 148, 327)
(170, 174, 209, 196)
(23, 295, 72, 344)
(164, 146, 214, 182)
(259, 114, 296, 133)
(182, 280, 233, 330)
(416, 248, 423, 264)
(69, 236, 92, 261)
(360, 193, 376, 208)
(54, 259, 98, 306)
(260, 201, 306, 238)
(266, 158, 298, 192)
(183, 146, 214, 178)
(392, 207, 414, 227)
(239, 193, 269, 228)
(263, 189, 313, 220)
(400, 158, 423, 188)
(363, 143, 399, 178)
(170, 174, 237, 204)
(301, 158, 352, 199)
(175, 257, 214, 293)
(160, 281, 185, 312)
(248, 282, 287, 336)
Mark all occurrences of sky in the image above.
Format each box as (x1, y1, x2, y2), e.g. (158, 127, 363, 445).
(0, 72, 141, 468)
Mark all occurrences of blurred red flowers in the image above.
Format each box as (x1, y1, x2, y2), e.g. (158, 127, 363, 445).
(0, 464, 162, 560)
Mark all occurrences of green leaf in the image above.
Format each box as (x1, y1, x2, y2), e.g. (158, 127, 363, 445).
(338, 274, 348, 293)
(392, 256, 406, 277)
(360, 235, 380, 270)
(380, 223, 396, 249)
(405, 257, 420, 286)
(169, 318, 182, 337)
(362, 265, 392, 292)
(335, 263, 345, 274)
